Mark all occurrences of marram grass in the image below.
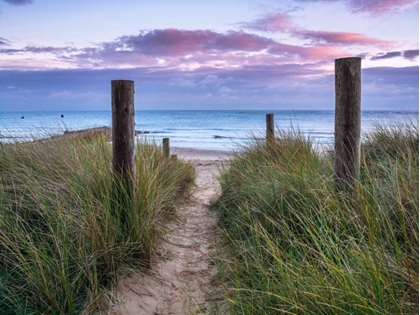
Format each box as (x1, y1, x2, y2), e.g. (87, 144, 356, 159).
(214, 123, 418, 315)
(0, 133, 194, 314)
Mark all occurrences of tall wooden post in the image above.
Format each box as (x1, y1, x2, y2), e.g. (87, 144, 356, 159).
(266, 113, 274, 144)
(163, 138, 170, 158)
(334, 57, 361, 190)
(112, 80, 136, 183)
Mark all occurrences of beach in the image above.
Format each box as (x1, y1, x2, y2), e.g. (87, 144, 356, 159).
(172, 147, 234, 161)
(106, 147, 232, 314)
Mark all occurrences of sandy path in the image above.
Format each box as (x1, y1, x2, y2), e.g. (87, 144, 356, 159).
(106, 149, 231, 315)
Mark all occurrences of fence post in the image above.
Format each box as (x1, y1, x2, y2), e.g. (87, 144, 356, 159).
(112, 80, 136, 186)
(334, 57, 361, 190)
(266, 113, 274, 144)
(163, 138, 170, 158)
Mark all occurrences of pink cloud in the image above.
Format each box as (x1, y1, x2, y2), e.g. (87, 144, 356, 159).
(346, 0, 418, 14)
(297, 0, 418, 15)
(209, 30, 274, 52)
(0, 28, 398, 72)
(113, 29, 275, 56)
(242, 13, 392, 48)
(294, 30, 392, 48)
(268, 42, 348, 61)
(74, 29, 330, 68)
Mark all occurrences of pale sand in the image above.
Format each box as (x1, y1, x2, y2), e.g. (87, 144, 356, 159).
(105, 148, 232, 315)
(172, 147, 234, 161)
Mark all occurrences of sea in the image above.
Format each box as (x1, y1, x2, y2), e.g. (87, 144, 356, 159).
(1, 110, 418, 152)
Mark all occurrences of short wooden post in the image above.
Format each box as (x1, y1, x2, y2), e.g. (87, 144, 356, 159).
(266, 113, 274, 144)
(112, 80, 136, 184)
(163, 138, 170, 158)
(334, 57, 361, 190)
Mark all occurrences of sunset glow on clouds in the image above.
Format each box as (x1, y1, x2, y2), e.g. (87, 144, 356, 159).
(0, 0, 418, 111)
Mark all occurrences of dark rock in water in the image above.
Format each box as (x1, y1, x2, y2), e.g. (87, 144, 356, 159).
(135, 130, 150, 135)
(21, 116, 24, 119)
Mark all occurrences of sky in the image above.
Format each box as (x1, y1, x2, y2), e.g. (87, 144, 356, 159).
(0, 0, 418, 111)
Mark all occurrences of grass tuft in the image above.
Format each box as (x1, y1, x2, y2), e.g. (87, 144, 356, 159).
(0, 133, 194, 314)
(214, 123, 418, 314)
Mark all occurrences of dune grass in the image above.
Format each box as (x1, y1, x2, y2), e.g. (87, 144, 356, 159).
(214, 122, 418, 314)
(0, 133, 194, 314)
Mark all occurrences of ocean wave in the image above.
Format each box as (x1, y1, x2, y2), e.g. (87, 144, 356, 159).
(213, 135, 249, 140)
(2, 110, 416, 151)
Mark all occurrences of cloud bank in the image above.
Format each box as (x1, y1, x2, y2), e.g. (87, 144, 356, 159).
(1, 27, 391, 70)
(1, 62, 418, 111)
(2, 26, 412, 73)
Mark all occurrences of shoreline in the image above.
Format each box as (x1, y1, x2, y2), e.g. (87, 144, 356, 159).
(0, 126, 237, 160)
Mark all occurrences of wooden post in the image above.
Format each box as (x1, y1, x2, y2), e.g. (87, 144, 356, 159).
(163, 138, 170, 158)
(112, 80, 136, 183)
(334, 57, 361, 190)
(266, 113, 274, 144)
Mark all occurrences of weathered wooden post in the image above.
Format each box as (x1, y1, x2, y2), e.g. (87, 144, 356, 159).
(112, 80, 136, 186)
(163, 138, 170, 158)
(266, 113, 274, 144)
(334, 57, 361, 190)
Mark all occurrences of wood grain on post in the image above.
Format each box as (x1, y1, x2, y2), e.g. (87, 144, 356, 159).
(112, 80, 136, 182)
(266, 113, 274, 144)
(334, 57, 361, 190)
(163, 138, 170, 158)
